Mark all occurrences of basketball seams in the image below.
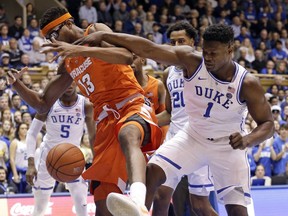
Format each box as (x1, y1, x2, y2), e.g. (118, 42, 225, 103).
(46, 143, 85, 182)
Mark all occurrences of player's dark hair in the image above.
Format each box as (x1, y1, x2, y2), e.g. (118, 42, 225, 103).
(203, 24, 234, 45)
(167, 20, 198, 41)
(39, 7, 69, 29)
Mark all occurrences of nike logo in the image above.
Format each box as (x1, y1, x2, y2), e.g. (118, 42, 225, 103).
(198, 77, 207, 80)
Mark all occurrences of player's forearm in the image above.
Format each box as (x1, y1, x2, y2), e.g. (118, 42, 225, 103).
(101, 32, 158, 59)
(28, 157, 35, 166)
(246, 121, 274, 148)
(12, 80, 46, 113)
(77, 46, 133, 65)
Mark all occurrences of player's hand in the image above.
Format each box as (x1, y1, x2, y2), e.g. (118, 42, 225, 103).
(26, 165, 38, 186)
(229, 132, 248, 150)
(73, 31, 103, 46)
(42, 38, 82, 61)
(6, 67, 28, 85)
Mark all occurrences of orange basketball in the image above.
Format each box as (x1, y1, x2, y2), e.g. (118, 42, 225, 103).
(46, 143, 85, 182)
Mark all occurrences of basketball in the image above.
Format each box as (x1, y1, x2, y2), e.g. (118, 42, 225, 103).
(46, 143, 85, 182)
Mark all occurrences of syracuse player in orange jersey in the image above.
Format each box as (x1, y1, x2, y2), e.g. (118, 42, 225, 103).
(8, 7, 162, 216)
(131, 55, 168, 144)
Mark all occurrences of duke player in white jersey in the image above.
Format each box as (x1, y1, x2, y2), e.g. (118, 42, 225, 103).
(155, 21, 217, 216)
(25, 82, 95, 216)
(27, 24, 274, 216)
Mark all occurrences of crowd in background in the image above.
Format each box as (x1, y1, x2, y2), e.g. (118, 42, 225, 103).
(0, 0, 288, 194)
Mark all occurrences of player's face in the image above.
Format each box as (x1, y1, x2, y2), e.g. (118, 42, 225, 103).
(131, 55, 143, 74)
(169, 30, 194, 47)
(45, 22, 66, 41)
(202, 40, 232, 73)
(63, 82, 77, 96)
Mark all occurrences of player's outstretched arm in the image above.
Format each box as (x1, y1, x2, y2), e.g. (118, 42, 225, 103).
(43, 38, 133, 65)
(74, 31, 197, 69)
(230, 74, 274, 150)
(9, 63, 73, 114)
(26, 113, 46, 186)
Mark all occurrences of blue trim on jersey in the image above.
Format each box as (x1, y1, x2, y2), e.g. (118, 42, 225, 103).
(33, 186, 54, 191)
(236, 71, 248, 105)
(67, 179, 80, 184)
(217, 185, 234, 194)
(188, 183, 214, 188)
(244, 192, 251, 198)
(155, 153, 182, 170)
(245, 150, 251, 190)
(82, 96, 85, 118)
(184, 58, 204, 82)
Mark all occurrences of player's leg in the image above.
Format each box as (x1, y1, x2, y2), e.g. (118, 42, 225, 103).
(66, 177, 88, 216)
(172, 176, 192, 216)
(187, 166, 217, 216)
(152, 185, 174, 216)
(91, 180, 122, 216)
(32, 147, 55, 216)
(208, 144, 250, 216)
(116, 114, 151, 205)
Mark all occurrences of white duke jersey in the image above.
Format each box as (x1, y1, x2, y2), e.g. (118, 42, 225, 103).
(43, 95, 86, 149)
(184, 59, 248, 139)
(167, 66, 189, 132)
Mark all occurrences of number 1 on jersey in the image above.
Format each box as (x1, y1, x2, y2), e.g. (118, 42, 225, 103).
(203, 102, 213, 117)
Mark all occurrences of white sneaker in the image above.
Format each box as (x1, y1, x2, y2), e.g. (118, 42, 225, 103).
(106, 193, 149, 216)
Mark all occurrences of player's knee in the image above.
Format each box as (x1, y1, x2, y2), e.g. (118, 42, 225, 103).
(146, 163, 166, 189)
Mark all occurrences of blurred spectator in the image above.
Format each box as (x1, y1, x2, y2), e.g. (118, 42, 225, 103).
(10, 93, 22, 114)
(270, 32, 281, 50)
(0, 120, 14, 148)
(18, 28, 33, 53)
(31, 82, 41, 93)
(40, 52, 58, 71)
(258, 41, 270, 61)
(15, 54, 32, 70)
(269, 96, 280, 107)
(124, 9, 140, 34)
(260, 60, 277, 74)
(12, 111, 22, 127)
(229, 0, 242, 19)
(276, 60, 288, 75)
(113, 2, 129, 24)
(97, 1, 113, 28)
(113, 20, 124, 33)
(20, 72, 32, 89)
(26, 3, 36, 25)
(40, 77, 49, 91)
(1, 108, 13, 123)
(170, 5, 186, 23)
(147, 4, 159, 22)
(0, 52, 12, 68)
(8, 16, 24, 40)
(9, 123, 30, 193)
(7, 38, 23, 67)
(126, 0, 138, 11)
(79, 0, 97, 24)
(235, 26, 254, 47)
(21, 112, 32, 126)
(27, 40, 46, 66)
(231, 16, 242, 38)
(269, 39, 287, 63)
(176, 0, 191, 18)
(251, 164, 272, 186)
(27, 18, 40, 38)
(136, 4, 146, 22)
(252, 138, 274, 177)
(0, 166, 18, 194)
(0, 24, 11, 51)
(132, 23, 145, 37)
(217, 9, 231, 25)
(151, 23, 163, 44)
(283, 39, 288, 55)
(232, 39, 241, 61)
(0, 140, 8, 170)
(271, 124, 288, 176)
(143, 12, 155, 35)
(255, 29, 272, 51)
(240, 38, 255, 63)
(200, 3, 216, 26)
(0, 5, 8, 24)
(252, 49, 267, 73)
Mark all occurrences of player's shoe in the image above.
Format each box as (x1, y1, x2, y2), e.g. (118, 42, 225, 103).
(106, 192, 149, 216)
